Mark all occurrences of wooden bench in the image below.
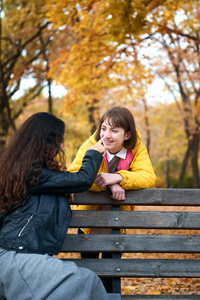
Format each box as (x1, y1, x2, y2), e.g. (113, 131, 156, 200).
(60, 188, 200, 299)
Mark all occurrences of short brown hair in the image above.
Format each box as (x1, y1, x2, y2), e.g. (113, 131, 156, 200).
(95, 106, 137, 149)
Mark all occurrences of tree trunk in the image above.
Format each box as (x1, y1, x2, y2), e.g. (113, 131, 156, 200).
(166, 149, 171, 188)
(190, 133, 199, 188)
(0, 108, 10, 155)
(179, 133, 199, 188)
(142, 98, 150, 154)
(88, 99, 100, 134)
(39, 32, 53, 114)
(47, 78, 53, 114)
(179, 142, 190, 188)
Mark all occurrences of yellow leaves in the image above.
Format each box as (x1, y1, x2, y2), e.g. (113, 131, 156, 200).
(59, 91, 91, 115)
(5, 0, 48, 28)
(46, 0, 199, 141)
(47, 5, 115, 95)
(147, 0, 199, 35)
(195, 97, 200, 116)
(122, 286, 131, 295)
(101, 0, 147, 43)
(50, 34, 115, 94)
(121, 276, 200, 295)
(46, 0, 77, 28)
(147, 289, 162, 295)
(46, 0, 163, 114)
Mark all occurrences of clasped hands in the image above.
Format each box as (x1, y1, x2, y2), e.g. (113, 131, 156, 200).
(95, 172, 126, 201)
(68, 173, 125, 201)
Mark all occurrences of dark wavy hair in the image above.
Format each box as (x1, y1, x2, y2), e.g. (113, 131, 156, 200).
(95, 106, 137, 149)
(0, 112, 66, 213)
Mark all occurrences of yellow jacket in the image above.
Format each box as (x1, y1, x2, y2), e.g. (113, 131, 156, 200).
(68, 130, 156, 233)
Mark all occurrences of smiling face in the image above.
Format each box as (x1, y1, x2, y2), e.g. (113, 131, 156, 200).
(100, 118, 131, 154)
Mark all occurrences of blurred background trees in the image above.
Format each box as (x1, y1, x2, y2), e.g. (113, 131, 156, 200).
(0, 0, 199, 188)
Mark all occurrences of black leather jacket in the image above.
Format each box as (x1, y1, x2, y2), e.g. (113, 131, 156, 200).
(0, 149, 102, 255)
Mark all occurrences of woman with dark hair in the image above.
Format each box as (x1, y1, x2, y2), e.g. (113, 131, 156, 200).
(0, 112, 121, 300)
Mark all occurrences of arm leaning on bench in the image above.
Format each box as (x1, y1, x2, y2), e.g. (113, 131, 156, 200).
(60, 188, 200, 299)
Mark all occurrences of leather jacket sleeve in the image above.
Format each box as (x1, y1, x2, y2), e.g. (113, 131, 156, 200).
(29, 149, 103, 195)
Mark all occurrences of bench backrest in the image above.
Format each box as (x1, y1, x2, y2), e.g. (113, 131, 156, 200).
(61, 188, 200, 299)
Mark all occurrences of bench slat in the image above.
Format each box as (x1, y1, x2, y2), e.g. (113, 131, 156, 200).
(61, 234, 200, 253)
(63, 258, 200, 277)
(70, 210, 200, 229)
(73, 189, 200, 206)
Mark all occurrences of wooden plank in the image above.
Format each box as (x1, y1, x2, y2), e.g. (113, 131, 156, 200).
(73, 189, 200, 206)
(61, 234, 200, 253)
(69, 210, 200, 229)
(66, 189, 200, 298)
(63, 258, 200, 277)
(121, 296, 200, 299)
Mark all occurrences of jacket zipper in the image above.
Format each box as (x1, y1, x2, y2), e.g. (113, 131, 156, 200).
(18, 215, 33, 237)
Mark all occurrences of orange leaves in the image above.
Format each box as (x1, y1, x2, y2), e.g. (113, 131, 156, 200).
(121, 277, 200, 295)
(46, 0, 157, 116)
(195, 97, 200, 117)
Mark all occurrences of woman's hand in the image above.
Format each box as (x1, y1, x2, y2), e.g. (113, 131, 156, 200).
(108, 184, 126, 201)
(67, 193, 74, 202)
(89, 137, 106, 157)
(95, 172, 123, 188)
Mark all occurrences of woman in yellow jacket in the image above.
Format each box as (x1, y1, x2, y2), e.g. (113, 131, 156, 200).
(68, 106, 156, 234)
(68, 106, 156, 293)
